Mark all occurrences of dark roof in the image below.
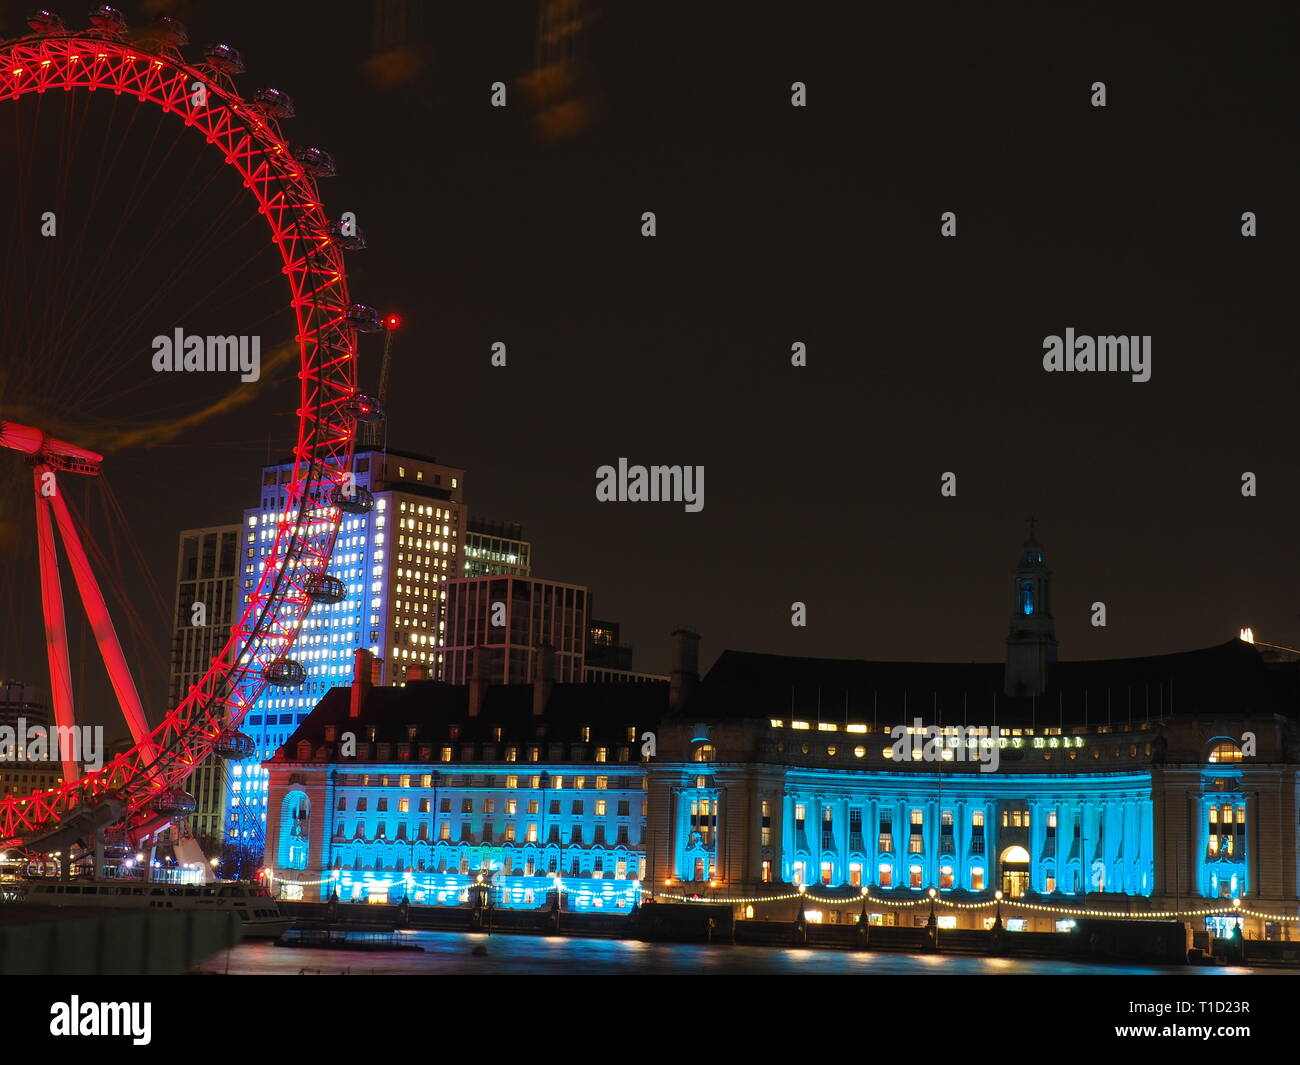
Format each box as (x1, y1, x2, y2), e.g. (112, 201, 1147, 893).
(693, 640, 1298, 725)
(274, 679, 669, 756)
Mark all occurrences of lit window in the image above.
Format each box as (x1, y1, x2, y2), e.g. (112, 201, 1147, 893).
(1208, 742, 1242, 764)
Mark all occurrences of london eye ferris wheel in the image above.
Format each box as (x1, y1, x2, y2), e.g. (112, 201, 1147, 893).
(0, 5, 384, 865)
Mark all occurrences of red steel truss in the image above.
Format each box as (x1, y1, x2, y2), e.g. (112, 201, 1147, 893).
(0, 31, 360, 848)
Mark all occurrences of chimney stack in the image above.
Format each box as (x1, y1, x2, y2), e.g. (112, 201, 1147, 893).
(468, 645, 486, 717)
(669, 627, 701, 712)
(350, 648, 376, 718)
(533, 642, 556, 717)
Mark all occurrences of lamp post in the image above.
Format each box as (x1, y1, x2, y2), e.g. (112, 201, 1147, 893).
(986, 887, 1006, 957)
(794, 883, 808, 946)
(926, 886, 939, 951)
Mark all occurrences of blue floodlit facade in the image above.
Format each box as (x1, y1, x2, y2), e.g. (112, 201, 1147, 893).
(639, 626, 1299, 936)
(675, 764, 1154, 897)
(264, 673, 666, 910)
(274, 759, 646, 912)
(636, 541, 1299, 935)
(263, 537, 1300, 937)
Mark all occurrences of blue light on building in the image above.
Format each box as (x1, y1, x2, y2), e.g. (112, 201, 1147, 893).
(226, 449, 466, 872)
(225, 454, 386, 868)
(665, 761, 1155, 900)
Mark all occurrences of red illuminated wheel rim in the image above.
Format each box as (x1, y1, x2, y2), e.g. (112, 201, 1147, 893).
(0, 29, 359, 849)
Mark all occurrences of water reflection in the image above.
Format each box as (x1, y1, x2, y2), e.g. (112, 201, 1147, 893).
(208, 930, 1288, 976)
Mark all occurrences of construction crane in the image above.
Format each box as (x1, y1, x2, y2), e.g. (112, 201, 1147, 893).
(360, 313, 401, 449)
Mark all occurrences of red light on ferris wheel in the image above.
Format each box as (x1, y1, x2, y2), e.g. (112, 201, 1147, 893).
(386, 314, 401, 329)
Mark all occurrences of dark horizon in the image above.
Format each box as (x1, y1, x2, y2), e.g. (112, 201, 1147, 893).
(1, 0, 1298, 742)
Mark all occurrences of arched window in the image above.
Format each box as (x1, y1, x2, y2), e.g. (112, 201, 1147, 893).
(1000, 845, 1030, 898)
(1020, 579, 1034, 616)
(693, 744, 715, 763)
(1208, 741, 1242, 764)
(277, 791, 310, 870)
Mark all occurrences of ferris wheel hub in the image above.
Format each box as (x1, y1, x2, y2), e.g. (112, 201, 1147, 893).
(0, 421, 103, 475)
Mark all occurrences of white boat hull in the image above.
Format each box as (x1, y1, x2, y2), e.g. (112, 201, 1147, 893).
(13, 879, 294, 939)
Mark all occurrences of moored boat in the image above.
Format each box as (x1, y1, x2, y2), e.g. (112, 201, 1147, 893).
(10, 879, 293, 938)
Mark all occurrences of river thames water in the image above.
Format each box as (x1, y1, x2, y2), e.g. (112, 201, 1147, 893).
(205, 930, 1286, 976)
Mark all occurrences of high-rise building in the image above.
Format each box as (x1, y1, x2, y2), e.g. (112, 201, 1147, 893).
(442, 576, 589, 685)
(167, 525, 241, 847)
(464, 518, 531, 578)
(587, 619, 632, 671)
(226, 448, 465, 865)
(0, 681, 47, 733)
(0, 683, 60, 800)
(583, 619, 666, 683)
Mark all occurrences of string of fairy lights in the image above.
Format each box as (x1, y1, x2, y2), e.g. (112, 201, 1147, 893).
(264, 869, 638, 899)
(652, 884, 1299, 922)
(263, 869, 1296, 922)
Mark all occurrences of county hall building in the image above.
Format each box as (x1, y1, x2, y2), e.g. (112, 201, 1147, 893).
(264, 536, 1300, 938)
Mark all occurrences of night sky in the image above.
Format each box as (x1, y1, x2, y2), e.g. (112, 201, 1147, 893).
(1, 0, 1298, 739)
